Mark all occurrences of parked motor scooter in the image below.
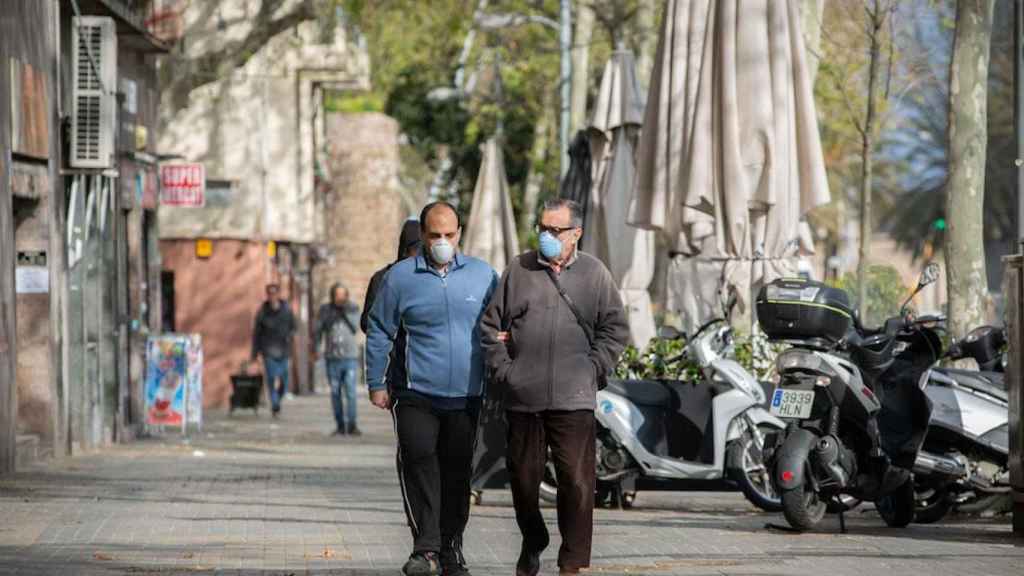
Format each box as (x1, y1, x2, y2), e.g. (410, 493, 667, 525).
(913, 325, 1010, 523)
(539, 316, 786, 512)
(761, 263, 945, 531)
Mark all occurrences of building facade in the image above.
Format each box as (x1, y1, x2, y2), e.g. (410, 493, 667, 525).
(0, 0, 169, 474)
(156, 0, 371, 407)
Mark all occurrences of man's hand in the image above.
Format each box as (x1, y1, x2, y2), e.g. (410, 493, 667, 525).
(370, 389, 390, 410)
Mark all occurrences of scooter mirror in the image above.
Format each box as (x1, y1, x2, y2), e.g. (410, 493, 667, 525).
(658, 325, 685, 341)
(920, 262, 940, 288)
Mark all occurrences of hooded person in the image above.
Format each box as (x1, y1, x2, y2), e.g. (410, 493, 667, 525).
(361, 219, 422, 333)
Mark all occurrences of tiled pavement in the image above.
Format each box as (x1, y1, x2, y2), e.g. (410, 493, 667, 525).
(0, 391, 1021, 575)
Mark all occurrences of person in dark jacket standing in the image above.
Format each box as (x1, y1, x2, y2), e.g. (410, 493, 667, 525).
(251, 283, 297, 417)
(315, 283, 362, 436)
(366, 202, 498, 576)
(480, 198, 629, 576)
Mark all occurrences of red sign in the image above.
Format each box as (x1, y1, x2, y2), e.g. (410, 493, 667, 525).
(160, 163, 206, 207)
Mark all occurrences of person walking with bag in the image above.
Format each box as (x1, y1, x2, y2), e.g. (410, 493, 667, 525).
(251, 283, 297, 418)
(366, 202, 498, 576)
(315, 283, 362, 436)
(480, 198, 629, 576)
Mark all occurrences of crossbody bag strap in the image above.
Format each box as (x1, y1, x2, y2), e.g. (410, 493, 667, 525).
(544, 268, 594, 347)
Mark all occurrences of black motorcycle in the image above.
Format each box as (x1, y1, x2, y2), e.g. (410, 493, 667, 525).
(757, 264, 943, 531)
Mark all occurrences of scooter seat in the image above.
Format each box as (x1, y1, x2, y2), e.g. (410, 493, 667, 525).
(941, 368, 1007, 403)
(604, 379, 673, 407)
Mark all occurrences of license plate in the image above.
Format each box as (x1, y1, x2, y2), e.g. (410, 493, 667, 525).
(770, 389, 815, 419)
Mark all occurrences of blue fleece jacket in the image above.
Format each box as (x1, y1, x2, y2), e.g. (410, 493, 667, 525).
(366, 251, 498, 398)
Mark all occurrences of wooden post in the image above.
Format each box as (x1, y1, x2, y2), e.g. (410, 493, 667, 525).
(1004, 254, 1024, 535)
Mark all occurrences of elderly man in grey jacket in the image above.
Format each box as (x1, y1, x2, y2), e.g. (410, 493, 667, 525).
(481, 198, 629, 576)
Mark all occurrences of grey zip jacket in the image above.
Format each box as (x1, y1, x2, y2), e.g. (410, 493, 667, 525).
(480, 250, 630, 412)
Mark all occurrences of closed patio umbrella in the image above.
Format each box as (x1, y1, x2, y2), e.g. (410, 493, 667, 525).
(631, 0, 830, 329)
(559, 131, 593, 220)
(464, 138, 520, 271)
(583, 49, 657, 348)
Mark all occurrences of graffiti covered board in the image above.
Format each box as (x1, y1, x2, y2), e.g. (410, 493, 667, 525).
(145, 334, 202, 428)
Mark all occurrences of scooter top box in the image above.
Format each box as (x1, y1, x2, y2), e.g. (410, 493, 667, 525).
(756, 278, 853, 343)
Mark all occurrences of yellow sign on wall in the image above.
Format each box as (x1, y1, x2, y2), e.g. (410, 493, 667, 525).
(267, 241, 277, 258)
(195, 239, 213, 259)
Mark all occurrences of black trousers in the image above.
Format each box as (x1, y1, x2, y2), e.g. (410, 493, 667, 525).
(506, 410, 596, 572)
(391, 396, 479, 555)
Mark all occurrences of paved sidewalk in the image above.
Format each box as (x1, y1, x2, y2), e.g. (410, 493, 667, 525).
(0, 391, 1020, 575)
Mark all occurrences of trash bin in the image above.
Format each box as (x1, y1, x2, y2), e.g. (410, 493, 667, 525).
(1003, 254, 1024, 535)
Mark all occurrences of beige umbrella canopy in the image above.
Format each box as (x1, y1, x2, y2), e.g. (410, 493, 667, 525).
(464, 138, 520, 271)
(631, 0, 830, 328)
(583, 49, 657, 348)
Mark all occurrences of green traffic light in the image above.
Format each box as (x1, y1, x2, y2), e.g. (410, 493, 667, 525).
(933, 218, 947, 231)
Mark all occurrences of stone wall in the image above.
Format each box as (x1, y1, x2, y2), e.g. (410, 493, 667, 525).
(315, 113, 410, 319)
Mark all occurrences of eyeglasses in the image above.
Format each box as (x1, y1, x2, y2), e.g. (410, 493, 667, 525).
(536, 224, 578, 236)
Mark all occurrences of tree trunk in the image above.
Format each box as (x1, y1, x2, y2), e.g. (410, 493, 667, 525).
(570, 2, 596, 135)
(946, 0, 995, 340)
(634, 0, 658, 90)
(800, 0, 827, 83)
(520, 90, 555, 241)
(857, 1, 885, 324)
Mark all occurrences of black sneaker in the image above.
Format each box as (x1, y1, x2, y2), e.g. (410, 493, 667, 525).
(402, 552, 440, 576)
(441, 537, 471, 576)
(515, 536, 547, 576)
(515, 548, 541, 576)
(347, 426, 363, 437)
(443, 563, 472, 576)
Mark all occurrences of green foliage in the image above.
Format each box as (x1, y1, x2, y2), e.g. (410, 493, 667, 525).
(324, 92, 385, 113)
(834, 265, 908, 327)
(614, 338, 700, 381)
(732, 330, 787, 381)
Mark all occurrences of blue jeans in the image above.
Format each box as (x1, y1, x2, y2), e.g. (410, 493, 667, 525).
(327, 358, 359, 432)
(264, 357, 290, 412)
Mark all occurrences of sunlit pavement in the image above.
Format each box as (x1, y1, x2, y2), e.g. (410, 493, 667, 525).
(0, 391, 1021, 575)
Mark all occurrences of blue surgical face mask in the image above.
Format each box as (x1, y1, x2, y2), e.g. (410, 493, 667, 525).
(429, 238, 455, 266)
(538, 231, 563, 260)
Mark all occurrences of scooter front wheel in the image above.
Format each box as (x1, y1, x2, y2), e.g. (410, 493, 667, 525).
(727, 428, 783, 512)
(781, 485, 827, 531)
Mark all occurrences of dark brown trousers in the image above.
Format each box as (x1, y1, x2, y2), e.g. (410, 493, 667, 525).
(506, 410, 596, 572)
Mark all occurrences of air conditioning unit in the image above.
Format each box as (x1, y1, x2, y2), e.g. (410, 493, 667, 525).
(70, 16, 117, 169)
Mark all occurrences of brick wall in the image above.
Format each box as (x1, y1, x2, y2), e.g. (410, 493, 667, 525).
(315, 113, 408, 319)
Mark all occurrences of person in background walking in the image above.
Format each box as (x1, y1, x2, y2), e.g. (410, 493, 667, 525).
(480, 198, 629, 576)
(251, 283, 297, 418)
(366, 202, 498, 576)
(315, 283, 362, 436)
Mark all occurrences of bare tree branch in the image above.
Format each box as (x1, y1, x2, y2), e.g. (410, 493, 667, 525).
(173, 0, 320, 98)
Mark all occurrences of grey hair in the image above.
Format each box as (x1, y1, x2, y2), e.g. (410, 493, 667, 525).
(541, 198, 584, 228)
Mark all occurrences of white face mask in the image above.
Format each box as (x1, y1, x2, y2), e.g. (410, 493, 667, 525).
(429, 238, 455, 266)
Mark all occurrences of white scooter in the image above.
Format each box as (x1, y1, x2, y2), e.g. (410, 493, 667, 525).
(539, 318, 785, 511)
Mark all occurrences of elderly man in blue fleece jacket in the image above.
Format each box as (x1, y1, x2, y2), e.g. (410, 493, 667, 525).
(366, 201, 498, 576)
